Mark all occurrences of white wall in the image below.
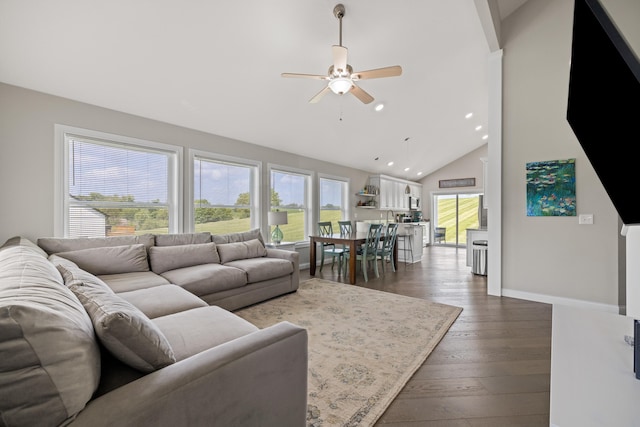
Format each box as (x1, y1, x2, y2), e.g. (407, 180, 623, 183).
(500, 0, 621, 310)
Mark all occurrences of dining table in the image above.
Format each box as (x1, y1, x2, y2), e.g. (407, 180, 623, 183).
(309, 230, 398, 285)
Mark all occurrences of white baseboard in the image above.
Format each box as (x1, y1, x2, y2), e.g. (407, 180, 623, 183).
(502, 288, 620, 313)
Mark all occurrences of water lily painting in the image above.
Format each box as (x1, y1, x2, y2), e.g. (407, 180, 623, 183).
(526, 158, 576, 216)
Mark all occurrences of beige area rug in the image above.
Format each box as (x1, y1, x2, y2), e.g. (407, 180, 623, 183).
(235, 278, 462, 427)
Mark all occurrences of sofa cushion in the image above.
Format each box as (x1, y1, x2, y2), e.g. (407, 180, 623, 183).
(70, 282, 176, 372)
(212, 228, 264, 245)
(153, 306, 259, 361)
(0, 244, 100, 427)
(154, 232, 211, 246)
(37, 234, 155, 255)
(160, 263, 247, 296)
(118, 285, 208, 319)
(98, 271, 170, 293)
(55, 244, 150, 276)
(224, 257, 294, 283)
(148, 242, 220, 274)
(217, 238, 267, 264)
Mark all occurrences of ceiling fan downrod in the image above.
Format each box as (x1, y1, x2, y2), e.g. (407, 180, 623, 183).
(334, 4, 345, 47)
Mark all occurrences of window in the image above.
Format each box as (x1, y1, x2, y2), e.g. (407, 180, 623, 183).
(190, 151, 260, 234)
(319, 175, 349, 231)
(269, 165, 312, 243)
(55, 126, 181, 237)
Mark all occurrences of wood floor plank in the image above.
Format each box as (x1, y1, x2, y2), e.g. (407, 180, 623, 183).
(300, 245, 552, 426)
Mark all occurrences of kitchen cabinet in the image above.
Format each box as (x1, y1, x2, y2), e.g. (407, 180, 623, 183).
(368, 175, 422, 211)
(418, 221, 430, 246)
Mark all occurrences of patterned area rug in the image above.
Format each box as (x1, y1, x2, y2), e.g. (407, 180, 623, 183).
(235, 278, 462, 426)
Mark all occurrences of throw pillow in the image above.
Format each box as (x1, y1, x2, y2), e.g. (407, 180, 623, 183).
(216, 238, 267, 264)
(54, 244, 150, 276)
(49, 254, 110, 289)
(70, 283, 176, 373)
(148, 242, 220, 274)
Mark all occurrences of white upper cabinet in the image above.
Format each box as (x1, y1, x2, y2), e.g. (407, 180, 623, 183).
(368, 174, 421, 211)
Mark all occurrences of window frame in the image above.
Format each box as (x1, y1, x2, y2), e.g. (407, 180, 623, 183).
(268, 163, 313, 244)
(54, 124, 183, 237)
(187, 149, 261, 232)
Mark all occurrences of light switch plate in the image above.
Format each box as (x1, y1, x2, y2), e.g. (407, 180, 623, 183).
(579, 214, 594, 225)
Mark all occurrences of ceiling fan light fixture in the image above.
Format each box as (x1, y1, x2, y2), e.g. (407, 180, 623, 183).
(329, 77, 353, 94)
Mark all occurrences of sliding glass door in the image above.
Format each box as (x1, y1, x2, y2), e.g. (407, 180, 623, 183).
(432, 192, 482, 247)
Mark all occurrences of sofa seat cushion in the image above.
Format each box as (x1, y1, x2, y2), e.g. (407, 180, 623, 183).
(118, 285, 208, 319)
(98, 271, 170, 293)
(153, 306, 259, 361)
(148, 242, 220, 274)
(0, 243, 100, 427)
(160, 263, 247, 296)
(225, 257, 294, 284)
(70, 282, 176, 373)
(38, 234, 155, 255)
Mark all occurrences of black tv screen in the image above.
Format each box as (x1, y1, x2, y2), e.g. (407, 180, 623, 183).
(567, 0, 640, 225)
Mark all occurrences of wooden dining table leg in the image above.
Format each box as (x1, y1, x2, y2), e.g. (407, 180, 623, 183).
(349, 241, 357, 285)
(309, 238, 317, 276)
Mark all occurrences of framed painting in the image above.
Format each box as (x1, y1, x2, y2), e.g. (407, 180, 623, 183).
(526, 158, 576, 216)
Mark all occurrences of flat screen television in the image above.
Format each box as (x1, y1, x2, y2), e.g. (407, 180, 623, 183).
(566, 0, 640, 226)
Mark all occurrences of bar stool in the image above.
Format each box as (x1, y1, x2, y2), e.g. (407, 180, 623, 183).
(396, 232, 414, 265)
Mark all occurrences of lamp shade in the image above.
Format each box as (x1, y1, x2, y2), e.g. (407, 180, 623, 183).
(268, 211, 288, 226)
(328, 77, 353, 95)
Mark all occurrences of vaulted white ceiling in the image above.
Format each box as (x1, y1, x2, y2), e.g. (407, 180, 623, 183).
(0, 0, 527, 180)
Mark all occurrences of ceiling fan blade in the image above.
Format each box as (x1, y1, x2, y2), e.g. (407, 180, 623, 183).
(281, 72, 328, 80)
(350, 84, 374, 104)
(309, 86, 331, 103)
(332, 45, 348, 74)
(352, 65, 403, 80)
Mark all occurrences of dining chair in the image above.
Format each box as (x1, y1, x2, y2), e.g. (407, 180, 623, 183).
(377, 222, 399, 274)
(318, 221, 345, 274)
(434, 227, 447, 244)
(338, 220, 353, 273)
(344, 223, 382, 282)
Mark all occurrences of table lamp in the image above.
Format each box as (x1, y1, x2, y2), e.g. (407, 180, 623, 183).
(268, 211, 288, 244)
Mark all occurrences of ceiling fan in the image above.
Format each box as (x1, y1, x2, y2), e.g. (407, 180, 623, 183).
(281, 3, 402, 105)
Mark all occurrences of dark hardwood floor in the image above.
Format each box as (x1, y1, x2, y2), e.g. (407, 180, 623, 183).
(299, 245, 552, 426)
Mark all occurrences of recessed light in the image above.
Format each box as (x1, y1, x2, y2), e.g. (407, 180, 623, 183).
(374, 103, 384, 112)
(404, 167, 410, 172)
(465, 112, 473, 119)
(417, 171, 423, 176)
(482, 134, 489, 140)
(475, 125, 482, 131)
(387, 161, 394, 166)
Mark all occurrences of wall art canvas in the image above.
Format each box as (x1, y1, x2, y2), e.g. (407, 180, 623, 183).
(526, 158, 576, 216)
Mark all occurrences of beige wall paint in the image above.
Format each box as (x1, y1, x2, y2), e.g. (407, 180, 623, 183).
(500, 0, 620, 308)
(0, 83, 372, 244)
(419, 144, 487, 223)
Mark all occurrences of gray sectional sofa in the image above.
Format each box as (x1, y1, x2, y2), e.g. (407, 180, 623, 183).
(0, 230, 307, 427)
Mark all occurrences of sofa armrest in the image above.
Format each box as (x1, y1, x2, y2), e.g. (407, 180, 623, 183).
(266, 248, 299, 290)
(70, 322, 308, 427)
